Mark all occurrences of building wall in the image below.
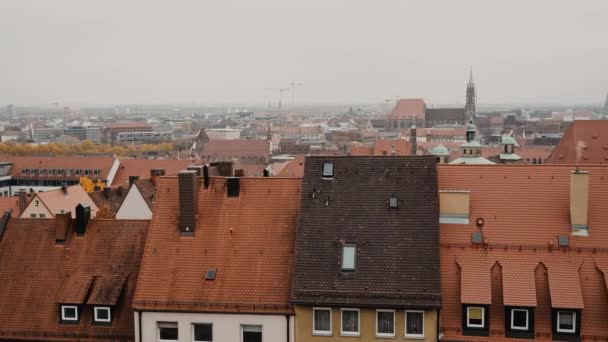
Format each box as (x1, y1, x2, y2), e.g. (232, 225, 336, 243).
(115, 185, 152, 220)
(20, 196, 52, 218)
(137, 311, 293, 342)
(294, 306, 437, 342)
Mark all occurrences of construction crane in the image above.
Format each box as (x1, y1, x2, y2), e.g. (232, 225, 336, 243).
(289, 82, 304, 108)
(265, 88, 290, 114)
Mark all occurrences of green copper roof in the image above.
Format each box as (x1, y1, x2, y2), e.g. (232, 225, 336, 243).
(430, 144, 450, 156)
(449, 157, 495, 165)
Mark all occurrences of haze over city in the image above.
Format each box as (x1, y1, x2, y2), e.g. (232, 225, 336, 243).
(1, 0, 607, 106)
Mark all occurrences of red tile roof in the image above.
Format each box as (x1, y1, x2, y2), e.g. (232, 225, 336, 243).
(388, 99, 426, 120)
(546, 120, 608, 164)
(0, 155, 117, 180)
(202, 140, 269, 160)
(0, 197, 20, 216)
(133, 176, 301, 314)
(350, 139, 411, 156)
(439, 164, 608, 340)
(112, 158, 193, 187)
(0, 218, 149, 341)
(278, 155, 305, 178)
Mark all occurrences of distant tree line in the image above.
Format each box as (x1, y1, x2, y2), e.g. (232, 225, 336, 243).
(0, 140, 174, 156)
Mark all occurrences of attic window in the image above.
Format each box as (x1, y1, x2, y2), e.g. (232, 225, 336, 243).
(322, 162, 334, 178)
(205, 268, 217, 280)
(341, 244, 356, 271)
(93, 306, 111, 324)
(389, 196, 398, 209)
(60, 305, 79, 323)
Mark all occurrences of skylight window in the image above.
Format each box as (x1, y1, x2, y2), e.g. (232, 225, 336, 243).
(205, 268, 217, 280)
(389, 196, 398, 208)
(322, 162, 334, 178)
(341, 244, 356, 271)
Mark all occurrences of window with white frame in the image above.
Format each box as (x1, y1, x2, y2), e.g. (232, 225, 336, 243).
(157, 322, 178, 341)
(313, 307, 332, 335)
(557, 311, 576, 333)
(93, 306, 111, 323)
(511, 308, 528, 330)
(322, 162, 334, 178)
(341, 308, 359, 336)
(60, 305, 78, 322)
(405, 310, 424, 337)
(341, 245, 356, 271)
(241, 325, 262, 342)
(193, 323, 213, 342)
(376, 309, 395, 337)
(467, 306, 485, 328)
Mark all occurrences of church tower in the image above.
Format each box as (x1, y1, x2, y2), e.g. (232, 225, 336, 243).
(465, 67, 476, 121)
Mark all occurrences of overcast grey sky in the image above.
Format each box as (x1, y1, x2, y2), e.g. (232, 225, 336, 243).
(1, 0, 607, 106)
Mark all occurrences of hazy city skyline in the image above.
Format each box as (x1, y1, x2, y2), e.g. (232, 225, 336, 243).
(1, 0, 607, 107)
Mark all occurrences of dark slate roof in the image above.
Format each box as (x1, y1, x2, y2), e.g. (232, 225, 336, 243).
(426, 108, 466, 123)
(291, 156, 441, 308)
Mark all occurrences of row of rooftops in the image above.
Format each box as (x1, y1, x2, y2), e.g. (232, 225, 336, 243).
(1, 156, 608, 340)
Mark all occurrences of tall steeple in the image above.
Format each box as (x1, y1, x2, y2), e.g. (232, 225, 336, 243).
(465, 66, 476, 121)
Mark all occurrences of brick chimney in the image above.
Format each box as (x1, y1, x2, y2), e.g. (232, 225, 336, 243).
(18, 191, 27, 215)
(75, 204, 91, 236)
(570, 168, 589, 236)
(178, 170, 198, 236)
(128, 176, 139, 188)
(55, 212, 71, 244)
(150, 169, 165, 186)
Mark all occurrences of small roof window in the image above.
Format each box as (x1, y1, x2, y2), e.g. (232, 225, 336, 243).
(322, 162, 334, 178)
(205, 268, 217, 280)
(341, 244, 356, 271)
(389, 196, 398, 208)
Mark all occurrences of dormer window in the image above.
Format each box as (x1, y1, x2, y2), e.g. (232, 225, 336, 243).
(93, 306, 112, 324)
(341, 244, 356, 271)
(389, 196, 398, 209)
(322, 162, 334, 178)
(60, 305, 79, 323)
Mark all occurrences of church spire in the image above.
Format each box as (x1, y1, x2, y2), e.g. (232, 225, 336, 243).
(465, 67, 476, 122)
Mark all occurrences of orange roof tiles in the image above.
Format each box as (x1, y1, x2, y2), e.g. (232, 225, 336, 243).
(500, 259, 537, 307)
(439, 164, 608, 340)
(278, 155, 305, 178)
(112, 158, 193, 187)
(34, 184, 99, 218)
(388, 98, 426, 120)
(0, 197, 20, 216)
(547, 120, 608, 164)
(546, 260, 584, 309)
(202, 140, 270, 160)
(457, 255, 492, 304)
(0, 218, 149, 341)
(0, 155, 117, 180)
(133, 176, 301, 314)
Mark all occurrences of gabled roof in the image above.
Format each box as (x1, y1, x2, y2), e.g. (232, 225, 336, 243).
(426, 108, 466, 123)
(202, 140, 270, 160)
(0, 218, 149, 341)
(133, 176, 301, 314)
(292, 156, 441, 308)
(133, 179, 156, 209)
(88, 188, 128, 218)
(25, 185, 99, 218)
(0, 155, 116, 180)
(546, 120, 608, 164)
(388, 99, 426, 120)
(111, 158, 193, 187)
